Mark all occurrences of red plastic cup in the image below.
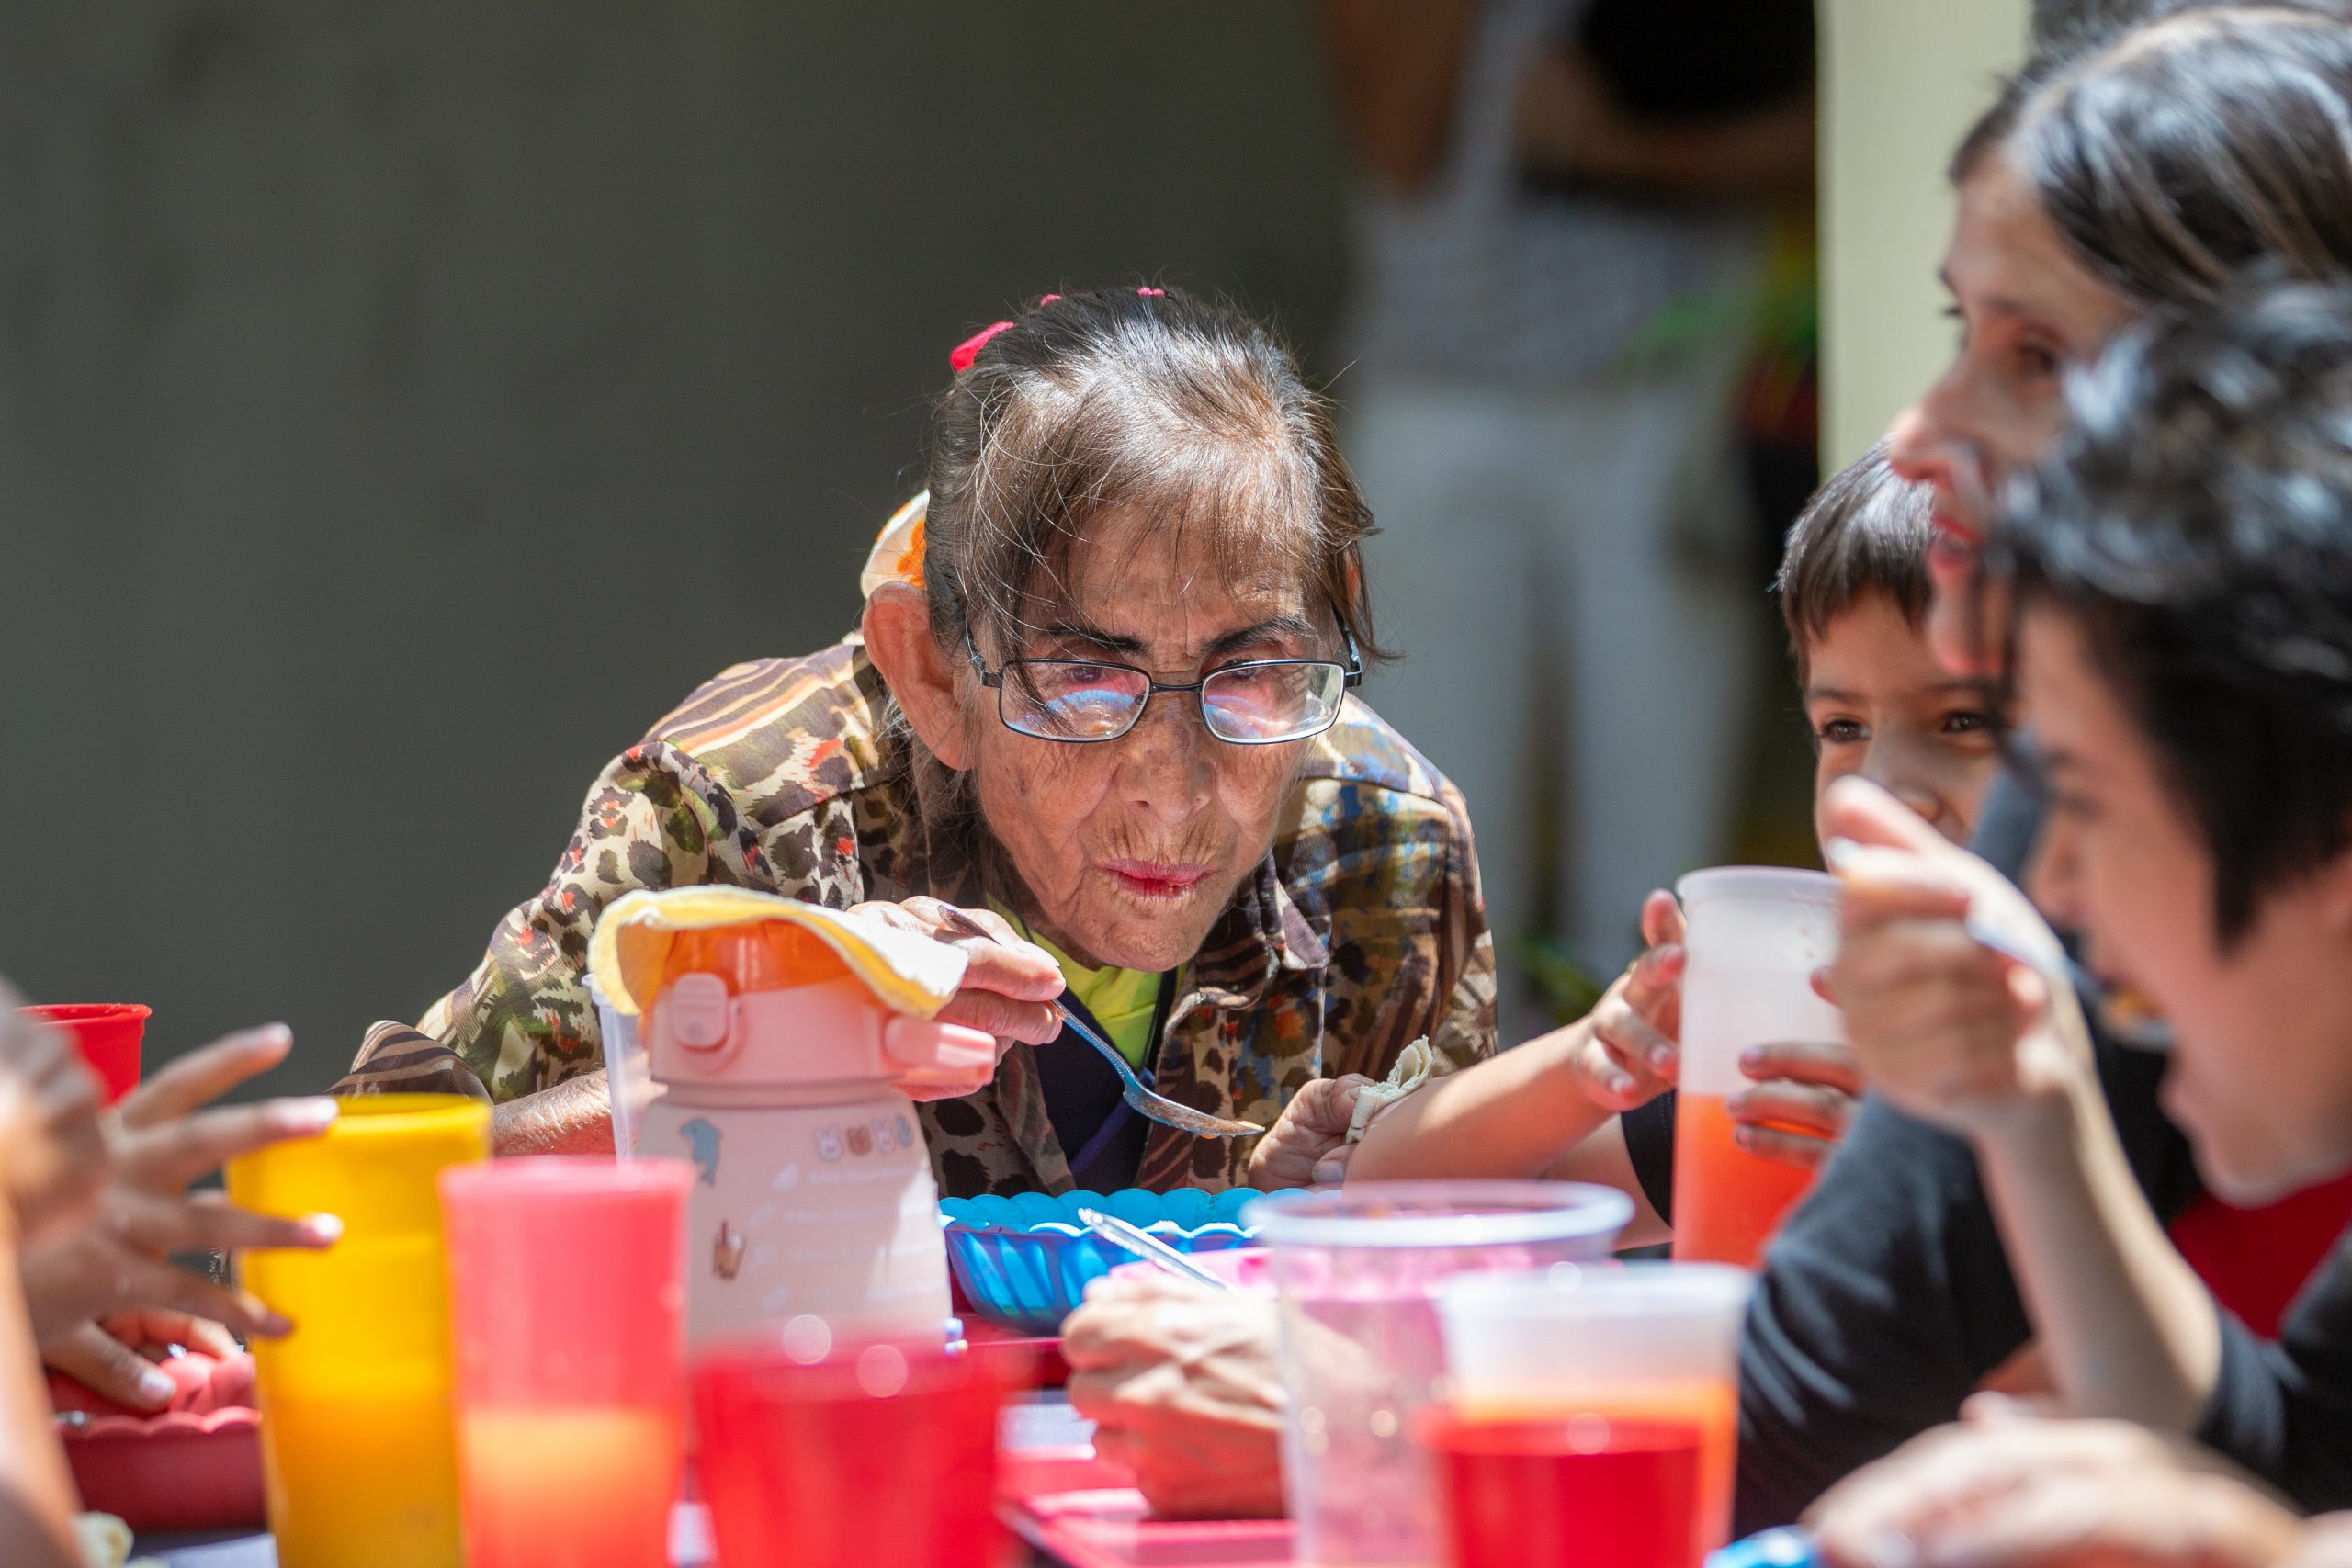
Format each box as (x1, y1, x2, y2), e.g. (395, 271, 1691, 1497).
(439, 1156, 694, 1568)
(692, 1335, 1017, 1568)
(1420, 1407, 1710, 1568)
(24, 1004, 149, 1106)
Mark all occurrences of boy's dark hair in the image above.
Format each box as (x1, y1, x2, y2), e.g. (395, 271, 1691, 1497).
(1952, 3, 2352, 309)
(1775, 442, 1938, 676)
(1995, 273, 2352, 942)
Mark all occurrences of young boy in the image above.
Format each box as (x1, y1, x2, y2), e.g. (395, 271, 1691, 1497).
(1249, 444, 2006, 1246)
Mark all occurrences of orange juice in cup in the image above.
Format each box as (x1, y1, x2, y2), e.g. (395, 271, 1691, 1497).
(1669, 868, 1842, 1267)
(227, 1094, 490, 1568)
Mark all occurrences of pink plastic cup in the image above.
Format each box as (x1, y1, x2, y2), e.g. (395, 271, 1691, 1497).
(692, 1335, 1019, 1568)
(438, 1157, 693, 1568)
(23, 1003, 148, 1106)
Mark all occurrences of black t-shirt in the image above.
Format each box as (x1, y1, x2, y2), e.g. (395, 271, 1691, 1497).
(1731, 767, 2210, 1530)
(1623, 1091, 1679, 1224)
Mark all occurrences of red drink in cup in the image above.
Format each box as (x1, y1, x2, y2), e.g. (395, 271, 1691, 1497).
(1422, 1408, 1709, 1568)
(23, 1003, 148, 1106)
(1669, 869, 1842, 1267)
(692, 1335, 1016, 1568)
(1437, 1264, 1754, 1561)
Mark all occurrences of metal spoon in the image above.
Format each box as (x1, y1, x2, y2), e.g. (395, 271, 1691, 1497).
(1077, 1207, 1241, 1292)
(929, 905, 1262, 1139)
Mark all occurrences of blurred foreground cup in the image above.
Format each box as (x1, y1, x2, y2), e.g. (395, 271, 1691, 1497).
(226, 1093, 489, 1568)
(1434, 1262, 1754, 1568)
(1244, 1181, 1632, 1568)
(441, 1156, 692, 1568)
(692, 1331, 1022, 1568)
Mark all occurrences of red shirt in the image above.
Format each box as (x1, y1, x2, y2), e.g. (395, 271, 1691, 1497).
(2169, 1171, 2352, 1337)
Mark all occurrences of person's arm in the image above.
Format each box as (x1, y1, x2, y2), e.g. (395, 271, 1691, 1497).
(2196, 1235, 2352, 1510)
(1317, 0, 1479, 194)
(1826, 778, 2221, 1430)
(0, 1228, 79, 1568)
(1805, 1415, 2302, 1568)
(1516, 41, 1816, 203)
(1351, 895, 1684, 1185)
(1736, 1095, 2040, 1530)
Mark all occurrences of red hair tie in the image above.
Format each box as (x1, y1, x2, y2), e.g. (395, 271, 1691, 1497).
(947, 289, 1166, 372)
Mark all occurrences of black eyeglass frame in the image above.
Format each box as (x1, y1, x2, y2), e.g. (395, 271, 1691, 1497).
(963, 621, 1365, 746)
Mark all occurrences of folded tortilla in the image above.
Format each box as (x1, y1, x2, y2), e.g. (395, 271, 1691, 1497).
(588, 886, 969, 1021)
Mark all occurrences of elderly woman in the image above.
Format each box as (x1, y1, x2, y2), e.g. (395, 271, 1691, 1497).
(340, 287, 1493, 1194)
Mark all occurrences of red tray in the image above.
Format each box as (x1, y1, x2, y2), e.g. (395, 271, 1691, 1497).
(60, 1406, 265, 1533)
(998, 1447, 1294, 1568)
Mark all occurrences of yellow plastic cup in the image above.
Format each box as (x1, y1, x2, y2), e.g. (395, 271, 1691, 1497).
(225, 1093, 491, 1568)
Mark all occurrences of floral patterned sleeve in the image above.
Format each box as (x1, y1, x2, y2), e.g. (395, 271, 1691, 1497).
(1425, 776, 1501, 1074)
(339, 740, 767, 1100)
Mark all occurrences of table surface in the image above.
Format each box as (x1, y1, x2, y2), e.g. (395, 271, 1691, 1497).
(133, 1396, 1101, 1568)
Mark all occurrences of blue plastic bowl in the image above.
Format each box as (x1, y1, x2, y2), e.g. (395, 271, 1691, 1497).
(938, 1186, 1295, 1335)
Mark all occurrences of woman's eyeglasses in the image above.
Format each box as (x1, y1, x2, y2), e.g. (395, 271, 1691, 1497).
(966, 627, 1363, 745)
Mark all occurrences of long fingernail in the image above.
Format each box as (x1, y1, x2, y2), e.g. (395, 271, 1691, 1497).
(280, 1099, 340, 1133)
(137, 1367, 176, 1404)
(299, 1213, 344, 1245)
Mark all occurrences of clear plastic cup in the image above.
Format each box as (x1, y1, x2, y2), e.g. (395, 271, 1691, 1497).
(1437, 1262, 1754, 1564)
(225, 1094, 491, 1568)
(440, 1156, 694, 1568)
(1670, 868, 1843, 1266)
(1243, 1182, 1633, 1568)
(588, 973, 652, 1157)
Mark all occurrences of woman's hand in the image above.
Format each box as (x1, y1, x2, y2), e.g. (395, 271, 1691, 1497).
(1248, 1075, 1374, 1190)
(1823, 778, 2094, 1145)
(848, 897, 1065, 1049)
(0, 989, 108, 1246)
(1063, 1272, 1287, 1519)
(21, 1025, 340, 1398)
(1808, 1415, 2302, 1568)
(1562, 891, 1687, 1111)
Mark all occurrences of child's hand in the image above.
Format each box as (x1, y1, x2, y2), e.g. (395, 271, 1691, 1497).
(1730, 1038, 1862, 1168)
(1248, 1075, 1374, 1190)
(1563, 891, 1686, 1112)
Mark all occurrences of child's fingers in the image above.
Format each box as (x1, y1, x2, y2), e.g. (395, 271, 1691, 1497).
(1638, 890, 1686, 951)
(1729, 1080, 1853, 1142)
(1739, 1040, 1862, 1094)
(1732, 1122, 1837, 1170)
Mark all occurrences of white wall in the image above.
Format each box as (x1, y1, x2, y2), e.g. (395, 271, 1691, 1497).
(1819, 0, 2030, 467)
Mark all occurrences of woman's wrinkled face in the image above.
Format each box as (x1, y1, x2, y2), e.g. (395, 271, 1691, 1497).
(1886, 156, 2138, 676)
(963, 511, 1332, 975)
(1804, 595, 2003, 849)
(2019, 607, 2352, 1202)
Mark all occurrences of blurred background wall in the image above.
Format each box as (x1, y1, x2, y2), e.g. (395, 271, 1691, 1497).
(0, 3, 1351, 1094)
(1818, 0, 2025, 467)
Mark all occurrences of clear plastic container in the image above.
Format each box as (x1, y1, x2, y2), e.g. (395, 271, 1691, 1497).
(1437, 1261, 1754, 1562)
(1669, 868, 1843, 1265)
(589, 972, 653, 1158)
(1243, 1182, 1632, 1568)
